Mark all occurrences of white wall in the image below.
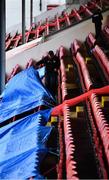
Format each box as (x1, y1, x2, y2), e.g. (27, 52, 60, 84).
(6, 0, 46, 32)
(47, 0, 65, 4)
(6, 0, 22, 30)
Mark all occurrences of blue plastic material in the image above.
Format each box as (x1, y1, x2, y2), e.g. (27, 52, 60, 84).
(37, 66, 45, 79)
(0, 110, 53, 179)
(0, 148, 43, 179)
(0, 109, 52, 136)
(0, 67, 55, 123)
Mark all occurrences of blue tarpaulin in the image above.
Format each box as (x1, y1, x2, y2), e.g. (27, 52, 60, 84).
(37, 66, 45, 79)
(0, 148, 43, 179)
(0, 109, 53, 179)
(0, 66, 55, 123)
(0, 109, 52, 137)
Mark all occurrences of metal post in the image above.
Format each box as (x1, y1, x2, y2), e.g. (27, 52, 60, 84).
(22, 0, 25, 44)
(30, 0, 33, 26)
(0, 0, 6, 94)
(39, 0, 42, 11)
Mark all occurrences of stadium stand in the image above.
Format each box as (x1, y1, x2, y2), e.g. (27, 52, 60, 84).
(5, 0, 109, 51)
(0, 0, 109, 179)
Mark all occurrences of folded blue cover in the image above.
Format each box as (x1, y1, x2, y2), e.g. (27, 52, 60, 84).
(0, 66, 54, 123)
(0, 110, 53, 179)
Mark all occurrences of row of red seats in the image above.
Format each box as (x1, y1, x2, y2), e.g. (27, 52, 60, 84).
(63, 104, 78, 180)
(86, 32, 109, 81)
(71, 39, 93, 91)
(90, 93, 109, 176)
(85, 31, 109, 172)
(104, 25, 109, 35)
(57, 120, 65, 179)
(102, 25, 109, 40)
(58, 41, 104, 178)
(6, 64, 21, 82)
(86, 32, 96, 49)
(5, 0, 101, 51)
(86, 100, 108, 178)
(93, 45, 109, 80)
(58, 46, 78, 179)
(59, 46, 67, 101)
(6, 59, 34, 82)
(70, 38, 109, 176)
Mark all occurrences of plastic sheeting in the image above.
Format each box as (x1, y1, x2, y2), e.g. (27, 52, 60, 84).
(0, 66, 55, 123)
(0, 109, 53, 179)
(0, 148, 43, 180)
(37, 66, 45, 79)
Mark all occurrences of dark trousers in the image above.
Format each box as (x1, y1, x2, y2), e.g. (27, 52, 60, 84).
(45, 71, 58, 97)
(95, 23, 102, 39)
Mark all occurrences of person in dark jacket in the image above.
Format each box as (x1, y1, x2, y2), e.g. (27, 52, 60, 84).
(36, 50, 60, 97)
(92, 9, 103, 39)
